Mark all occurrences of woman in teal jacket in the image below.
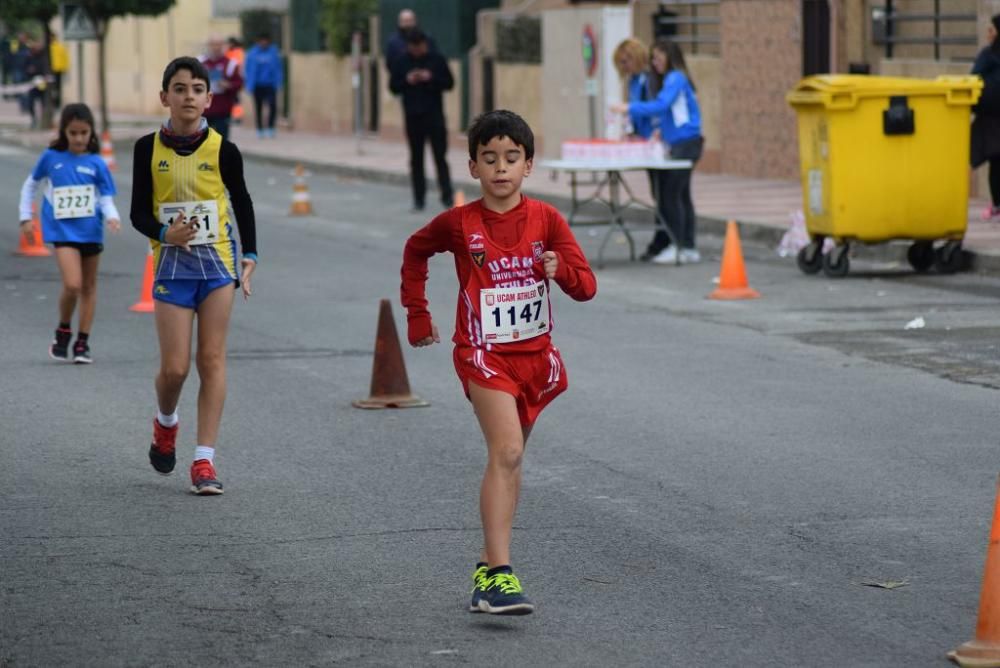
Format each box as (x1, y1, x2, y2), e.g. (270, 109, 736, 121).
(614, 39, 704, 263)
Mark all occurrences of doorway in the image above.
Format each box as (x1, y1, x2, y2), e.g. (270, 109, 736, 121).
(802, 0, 831, 76)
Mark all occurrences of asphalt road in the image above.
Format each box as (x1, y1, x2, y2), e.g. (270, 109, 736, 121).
(2, 142, 1000, 667)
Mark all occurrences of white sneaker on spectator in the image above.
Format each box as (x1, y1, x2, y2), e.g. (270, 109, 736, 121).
(680, 248, 701, 264)
(651, 247, 678, 264)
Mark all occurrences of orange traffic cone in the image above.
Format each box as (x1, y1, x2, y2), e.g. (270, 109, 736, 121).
(100, 130, 116, 172)
(708, 220, 760, 300)
(289, 164, 313, 216)
(453, 189, 465, 208)
(15, 203, 51, 257)
(129, 249, 155, 313)
(950, 476, 1000, 667)
(353, 299, 430, 409)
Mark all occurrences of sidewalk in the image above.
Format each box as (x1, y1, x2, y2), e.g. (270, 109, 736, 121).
(5, 102, 999, 271)
(227, 124, 1000, 272)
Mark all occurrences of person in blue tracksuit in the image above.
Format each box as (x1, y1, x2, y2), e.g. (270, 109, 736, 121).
(244, 33, 283, 138)
(613, 38, 704, 264)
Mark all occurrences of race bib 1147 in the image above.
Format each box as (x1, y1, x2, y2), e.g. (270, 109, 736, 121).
(480, 281, 551, 344)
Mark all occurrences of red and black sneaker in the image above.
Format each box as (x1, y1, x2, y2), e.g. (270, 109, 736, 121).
(72, 338, 92, 364)
(149, 419, 178, 475)
(190, 459, 223, 495)
(49, 327, 72, 361)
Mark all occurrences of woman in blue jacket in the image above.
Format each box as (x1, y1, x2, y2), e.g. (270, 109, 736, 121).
(614, 39, 704, 264)
(615, 38, 665, 261)
(613, 38, 653, 141)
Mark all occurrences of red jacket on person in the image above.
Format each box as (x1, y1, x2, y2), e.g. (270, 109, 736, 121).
(198, 54, 243, 119)
(401, 196, 597, 352)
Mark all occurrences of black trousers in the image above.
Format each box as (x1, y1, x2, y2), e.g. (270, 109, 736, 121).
(404, 111, 452, 208)
(647, 137, 704, 251)
(253, 86, 277, 131)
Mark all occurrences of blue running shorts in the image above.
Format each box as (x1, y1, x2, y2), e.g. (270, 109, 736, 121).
(153, 276, 235, 310)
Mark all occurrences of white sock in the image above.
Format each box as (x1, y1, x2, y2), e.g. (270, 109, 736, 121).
(194, 446, 215, 463)
(157, 410, 178, 428)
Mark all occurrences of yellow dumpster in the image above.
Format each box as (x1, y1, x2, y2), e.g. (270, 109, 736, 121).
(787, 75, 981, 276)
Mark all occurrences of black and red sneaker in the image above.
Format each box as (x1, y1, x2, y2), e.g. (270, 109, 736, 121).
(49, 327, 72, 361)
(72, 338, 92, 364)
(190, 459, 223, 495)
(149, 419, 178, 475)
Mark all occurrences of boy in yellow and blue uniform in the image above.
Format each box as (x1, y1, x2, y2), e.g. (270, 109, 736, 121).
(130, 56, 258, 495)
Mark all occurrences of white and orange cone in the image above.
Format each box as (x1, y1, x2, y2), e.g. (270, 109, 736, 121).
(289, 164, 313, 216)
(100, 130, 116, 172)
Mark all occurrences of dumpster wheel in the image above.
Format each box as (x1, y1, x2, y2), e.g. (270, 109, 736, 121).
(822, 244, 850, 278)
(935, 240, 963, 274)
(906, 241, 935, 273)
(796, 241, 824, 275)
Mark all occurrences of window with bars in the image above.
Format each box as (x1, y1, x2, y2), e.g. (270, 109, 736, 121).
(651, 0, 720, 57)
(874, 0, 978, 62)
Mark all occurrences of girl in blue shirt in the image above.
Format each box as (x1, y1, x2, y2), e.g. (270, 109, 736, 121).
(18, 103, 120, 363)
(613, 39, 704, 264)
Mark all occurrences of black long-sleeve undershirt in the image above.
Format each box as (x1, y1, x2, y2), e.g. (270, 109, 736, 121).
(130, 132, 257, 256)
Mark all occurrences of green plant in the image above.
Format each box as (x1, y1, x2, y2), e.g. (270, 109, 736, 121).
(320, 0, 377, 56)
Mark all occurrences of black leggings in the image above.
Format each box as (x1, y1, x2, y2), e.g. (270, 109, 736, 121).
(648, 137, 704, 250)
(991, 157, 1000, 207)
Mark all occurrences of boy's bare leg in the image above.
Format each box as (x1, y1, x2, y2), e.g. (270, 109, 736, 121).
(77, 253, 100, 333)
(470, 381, 526, 568)
(480, 422, 532, 565)
(53, 246, 82, 324)
(194, 284, 234, 447)
(154, 300, 195, 414)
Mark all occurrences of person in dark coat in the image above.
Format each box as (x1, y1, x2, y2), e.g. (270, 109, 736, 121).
(389, 29, 454, 211)
(972, 13, 1000, 220)
(385, 8, 437, 75)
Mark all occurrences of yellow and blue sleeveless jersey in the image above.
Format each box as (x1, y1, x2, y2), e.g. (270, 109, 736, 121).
(149, 129, 238, 281)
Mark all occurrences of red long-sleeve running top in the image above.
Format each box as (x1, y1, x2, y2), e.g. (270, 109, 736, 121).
(401, 196, 597, 352)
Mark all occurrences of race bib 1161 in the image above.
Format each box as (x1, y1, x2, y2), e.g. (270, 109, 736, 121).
(158, 200, 219, 246)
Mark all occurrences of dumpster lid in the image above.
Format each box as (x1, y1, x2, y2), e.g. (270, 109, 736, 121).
(787, 74, 982, 109)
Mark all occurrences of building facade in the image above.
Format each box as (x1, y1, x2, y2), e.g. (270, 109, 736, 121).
(58, 0, 1000, 183)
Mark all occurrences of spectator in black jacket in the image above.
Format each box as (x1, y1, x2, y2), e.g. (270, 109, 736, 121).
(385, 9, 437, 74)
(389, 29, 454, 211)
(973, 13, 1000, 220)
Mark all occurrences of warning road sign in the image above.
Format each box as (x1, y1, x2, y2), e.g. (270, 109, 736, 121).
(61, 3, 97, 41)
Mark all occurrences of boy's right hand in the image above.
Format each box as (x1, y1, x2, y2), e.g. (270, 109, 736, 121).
(164, 212, 198, 251)
(19, 220, 32, 241)
(412, 323, 440, 347)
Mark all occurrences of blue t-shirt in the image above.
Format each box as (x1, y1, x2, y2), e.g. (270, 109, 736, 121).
(31, 149, 117, 243)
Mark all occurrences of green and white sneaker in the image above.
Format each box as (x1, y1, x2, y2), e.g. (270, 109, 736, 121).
(478, 566, 534, 615)
(469, 563, 489, 612)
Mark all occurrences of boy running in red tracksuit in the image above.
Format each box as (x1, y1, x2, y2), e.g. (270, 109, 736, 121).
(401, 109, 597, 614)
